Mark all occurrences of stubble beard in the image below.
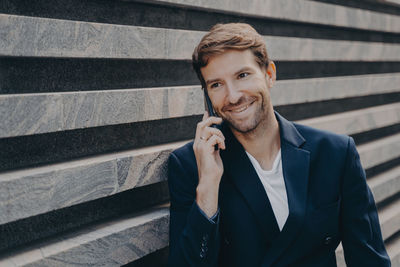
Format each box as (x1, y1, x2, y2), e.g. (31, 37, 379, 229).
(219, 94, 269, 134)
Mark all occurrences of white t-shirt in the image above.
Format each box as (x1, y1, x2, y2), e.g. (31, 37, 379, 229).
(245, 149, 289, 231)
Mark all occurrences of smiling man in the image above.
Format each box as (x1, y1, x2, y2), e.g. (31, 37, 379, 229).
(167, 23, 390, 266)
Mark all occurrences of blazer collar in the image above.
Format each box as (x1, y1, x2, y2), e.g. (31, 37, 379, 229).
(262, 111, 310, 266)
(220, 111, 310, 264)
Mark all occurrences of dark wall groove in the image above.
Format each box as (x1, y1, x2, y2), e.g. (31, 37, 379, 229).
(0, 115, 201, 172)
(1, 93, 399, 172)
(276, 92, 400, 120)
(2, 58, 400, 93)
(310, 0, 400, 15)
(1, 0, 400, 43)
(0, 182, 170, 253)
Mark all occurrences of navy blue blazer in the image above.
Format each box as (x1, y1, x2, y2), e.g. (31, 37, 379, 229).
(168, 112, 390, 266)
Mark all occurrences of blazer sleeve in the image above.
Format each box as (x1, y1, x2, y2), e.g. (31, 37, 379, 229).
(340, 137, 391, 266)
(167, 151, 220, 266)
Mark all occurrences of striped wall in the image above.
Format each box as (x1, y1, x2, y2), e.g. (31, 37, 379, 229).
(0, 0, 399, 265)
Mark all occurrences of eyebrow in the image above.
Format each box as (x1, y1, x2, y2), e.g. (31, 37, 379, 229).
(205, 67, 253, 86)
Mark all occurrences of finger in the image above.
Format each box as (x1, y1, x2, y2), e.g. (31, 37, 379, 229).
(203, 127, 225, 140)
(197, 116, 223, 130)
(207, 135, 226, 150)
(202, 111, 208, 121)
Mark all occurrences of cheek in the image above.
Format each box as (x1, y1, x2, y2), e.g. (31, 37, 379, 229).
(209, 91, 226, 110)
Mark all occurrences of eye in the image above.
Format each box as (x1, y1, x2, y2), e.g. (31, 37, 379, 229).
(210, 82, 221, 89)
(238, 72, 249, 79)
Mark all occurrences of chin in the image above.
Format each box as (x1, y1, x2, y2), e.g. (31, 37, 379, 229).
(225, 117, 260, 134)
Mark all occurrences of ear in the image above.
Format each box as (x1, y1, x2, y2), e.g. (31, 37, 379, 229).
(266, 61, 276, 88)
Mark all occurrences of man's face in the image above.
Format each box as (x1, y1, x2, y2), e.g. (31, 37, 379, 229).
(201, 49, 274, 134)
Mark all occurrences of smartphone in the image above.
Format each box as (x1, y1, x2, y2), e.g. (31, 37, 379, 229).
(203, 88, 220, 150)
(204, 88, 217, 119)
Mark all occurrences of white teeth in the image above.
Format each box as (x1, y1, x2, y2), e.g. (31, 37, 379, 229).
(232, 104, 249, 113)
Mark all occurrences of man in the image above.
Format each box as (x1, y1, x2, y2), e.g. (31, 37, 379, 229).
(168, 23, 390, 266)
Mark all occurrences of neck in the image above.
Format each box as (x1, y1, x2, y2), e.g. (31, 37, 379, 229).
(231, 110, 281, 170)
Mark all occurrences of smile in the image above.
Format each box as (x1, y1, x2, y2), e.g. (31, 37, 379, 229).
(228, 101, 254, 114)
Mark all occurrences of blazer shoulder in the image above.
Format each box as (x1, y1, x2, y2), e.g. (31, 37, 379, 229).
(168, 141, 198, 200)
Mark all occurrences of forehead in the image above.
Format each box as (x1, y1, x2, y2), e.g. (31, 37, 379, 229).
(200, 49, 261, 79)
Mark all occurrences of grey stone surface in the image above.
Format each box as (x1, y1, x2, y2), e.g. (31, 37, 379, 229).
(264, 35, 400, 61)
(0, 86, 203, 138)
(0, 141, 185, 225)
(388, 236, 400, 267)
(0, 14, 201, 59)
(152, 0, 400, 33)
(2, 14, 400, 60)
(379, 197, 400, 240)
(1, 133, 399, 226)
(0, 206, 170, 266)
(2, 73, 399, 138)
(0, 93, 63, 138)
(359, 133, 400, 169)
(369, 165, 400, 203)
(271, 73, 400, 106)
(298, 103, 400, 135)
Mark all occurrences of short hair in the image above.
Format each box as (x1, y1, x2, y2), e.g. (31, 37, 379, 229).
(192, 23, 270, 89)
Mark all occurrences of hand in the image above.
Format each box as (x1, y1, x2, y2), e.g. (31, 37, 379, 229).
(193, 111, 225, 217)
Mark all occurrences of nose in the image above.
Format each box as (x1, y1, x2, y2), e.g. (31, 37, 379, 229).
(225, 81, 242, 104)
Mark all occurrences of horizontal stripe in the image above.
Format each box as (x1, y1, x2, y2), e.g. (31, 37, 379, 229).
(298, 103, 400, 135)
(0, 116, 200, 172)
(2, 73, 399, 138)
(272, 73, 400, 106)
(0, 206, 169, 266)
(359, 133, 400, 169)
(0, 87, 203, 138)
(387, 231, 400, 266)
(1, 119, 399, 225)
(0, 182, 169, 252)
(2, 58, 400, 94)
(311, 0, 400, 15)
(2, 0, 400, 43)
(150, 0, 400, 33)
(1, 94, 399, 172)
(0, 141, 186, 225)
(352, 123, 400, 146)
(3, 15, 400, 61)
(369, 165, 400, 204)
(378, 196, 400, 241)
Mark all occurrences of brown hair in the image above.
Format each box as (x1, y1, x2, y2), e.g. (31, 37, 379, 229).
(192, 23, 270, 89)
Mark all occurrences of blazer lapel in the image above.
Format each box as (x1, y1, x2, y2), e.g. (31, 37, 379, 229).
(262, 112, 310, 266)
(221, 124, 281, 243)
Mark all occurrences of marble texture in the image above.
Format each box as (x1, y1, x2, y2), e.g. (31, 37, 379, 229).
(2, 14, 400, 60)
(271, 73, 400, 106)
(152, 0, 400, 33)
(1, 132, 399, 225)
(358, 133, 400, 169)
(298, 103, 400, 135)
(0, 141, 185, 225)
(263, 35, 400, 61)
(2, 73, 400, 138)
(0, 206, 170, 266)
(0, 86, 203, 138)
(0, 14, 201, 59)
(369, 165, 400, 203)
